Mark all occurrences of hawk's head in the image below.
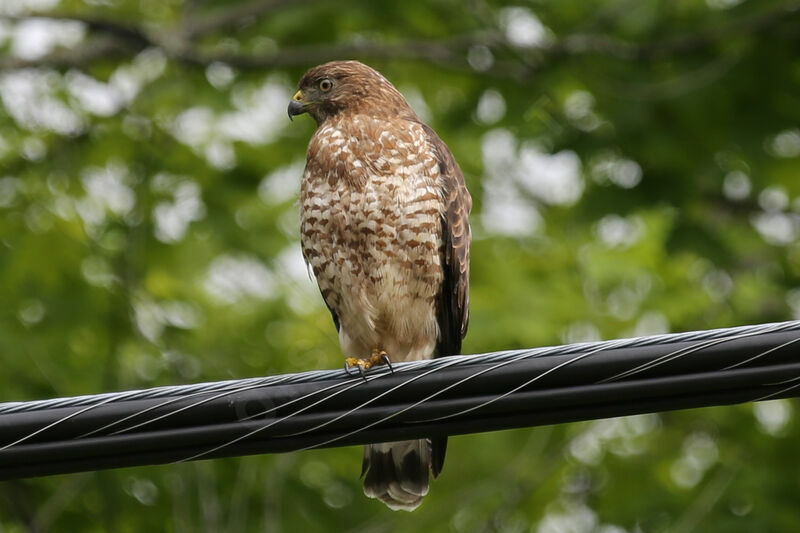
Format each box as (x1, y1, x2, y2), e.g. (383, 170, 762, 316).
(288, 60, 413, 125)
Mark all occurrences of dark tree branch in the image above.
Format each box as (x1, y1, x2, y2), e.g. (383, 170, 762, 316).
(0, 38, 138, 70)
(173, 32, 507, 73)
(3, 13, 151, 47)
(182, 0, 316, 40)
(554, 0, 800, 62)
(1, 0, 798, 81)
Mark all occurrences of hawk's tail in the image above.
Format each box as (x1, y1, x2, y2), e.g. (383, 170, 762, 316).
(361, 437, 447, 511)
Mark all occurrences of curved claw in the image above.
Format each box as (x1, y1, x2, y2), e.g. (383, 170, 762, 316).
(344, 361, 359, 376)
(381, 354, 394, 373)
(344, 360, 368, 382)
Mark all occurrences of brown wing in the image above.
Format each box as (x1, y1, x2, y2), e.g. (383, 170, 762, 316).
(421, 124, 471, 358)
(299, 157, 341, 334)
(417, 123, 471, 478)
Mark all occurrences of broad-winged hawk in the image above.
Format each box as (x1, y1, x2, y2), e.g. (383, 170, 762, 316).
(288, 60, 471, 511)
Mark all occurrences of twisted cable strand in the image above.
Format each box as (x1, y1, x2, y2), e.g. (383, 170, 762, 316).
(0, 320, 797, 478)
(3, 320, 796, 415)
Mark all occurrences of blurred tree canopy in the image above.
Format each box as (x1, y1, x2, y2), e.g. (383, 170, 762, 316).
(1, 0, 800, 531)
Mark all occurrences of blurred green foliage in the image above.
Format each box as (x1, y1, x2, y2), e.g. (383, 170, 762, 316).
(1, 0, 800, 531)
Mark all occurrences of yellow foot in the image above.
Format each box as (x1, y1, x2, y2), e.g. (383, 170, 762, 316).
(344, 349, 393, 377)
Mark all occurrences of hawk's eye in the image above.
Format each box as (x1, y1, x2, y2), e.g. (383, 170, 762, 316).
(319, 78, 333, 92)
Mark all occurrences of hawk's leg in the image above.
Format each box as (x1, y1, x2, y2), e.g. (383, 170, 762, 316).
(344, 347, 393, 376)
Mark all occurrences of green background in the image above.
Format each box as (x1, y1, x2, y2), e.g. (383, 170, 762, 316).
(2, 0, 800, 531)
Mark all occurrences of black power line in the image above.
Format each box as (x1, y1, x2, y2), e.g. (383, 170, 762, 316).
(1, 321, 799, 480)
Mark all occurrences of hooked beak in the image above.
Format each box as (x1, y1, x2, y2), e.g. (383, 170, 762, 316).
(287, 90, 307, 121)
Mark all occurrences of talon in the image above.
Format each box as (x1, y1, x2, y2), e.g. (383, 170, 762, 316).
(344, 357, 370, 381)
(345, 356, 372, 370)
(368, 348, 390, 368)
(344, 350, 391, 379)
(344, 361, 359, 376)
